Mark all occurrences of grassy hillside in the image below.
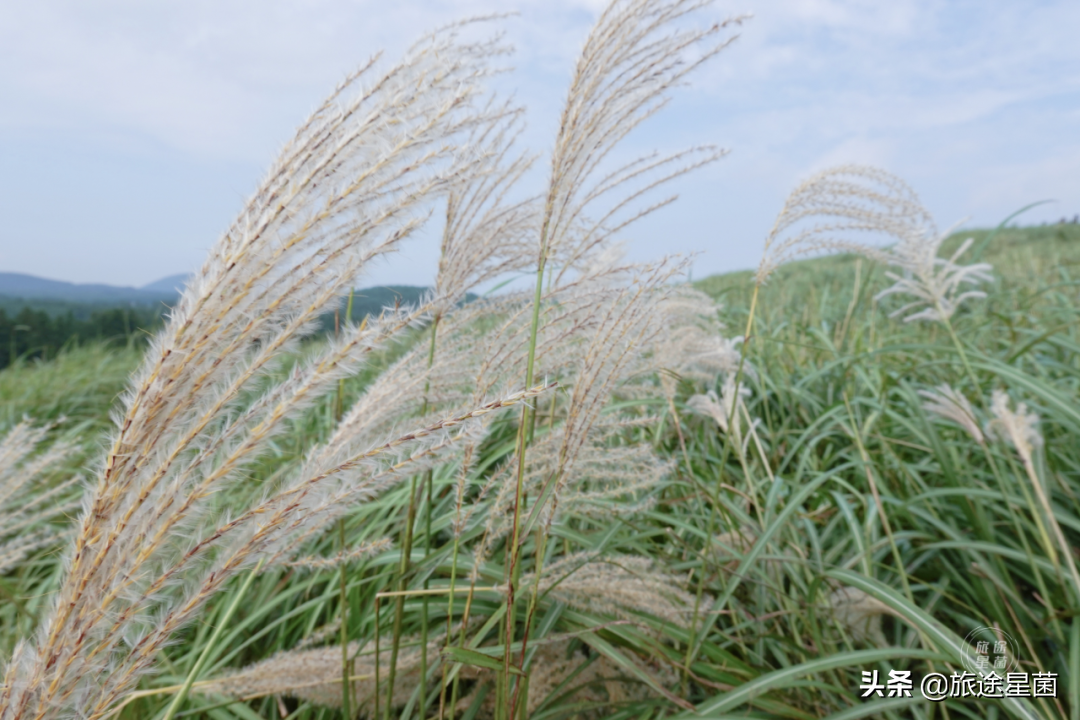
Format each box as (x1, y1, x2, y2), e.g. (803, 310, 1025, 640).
(696, 222, 1080, 330)
(2, 223, 1079, 720)
(0, 286, 438, 371)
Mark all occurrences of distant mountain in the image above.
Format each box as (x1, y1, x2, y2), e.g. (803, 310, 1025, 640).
(141, 274, 192, 294)
(0, 273, 449, 323)
(0, 272, 177, 305)
(0, 273, 461, 326)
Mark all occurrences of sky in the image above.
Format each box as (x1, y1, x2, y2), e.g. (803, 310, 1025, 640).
(1, 0, 1078, 289)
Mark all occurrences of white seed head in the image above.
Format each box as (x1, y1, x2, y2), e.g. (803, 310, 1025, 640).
(826, 586, 896, 647)
(918, 384, 984, 444)
(0, 420, 80, 575)
(986, 389, 1043, 459)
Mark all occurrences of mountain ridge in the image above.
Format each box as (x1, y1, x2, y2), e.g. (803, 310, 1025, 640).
(0, 272, 180, 304)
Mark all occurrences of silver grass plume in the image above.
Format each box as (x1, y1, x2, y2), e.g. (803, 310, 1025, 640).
(463, 635, 678, 718)
(513, 553, 702, 628)
(302, 106, 539, 484)
(756, 165, 923, 285)
(919, 384, 984, 444)
(474, 418, 670, 567)
(825, 586, 897, 647)
(986, 389, 1080, 598)
(0, 23, 554, 720)
(0, 421, 81, 575)
(463, 259, 688, 575)
(686, 373, 760, 453)
(652, 286, 745, 397)
(875, 229, 994, 323)
(473, 0, 744, 613)
(195, 628, 450, 715)
(280, 537, 392, 571)
(986, 389, 1042, 457)
(537, 259, 689, 528)
(335, 255, 693, 565)
(537, 0, 742, 284)
(200, 632, 673, 720)
(434, 106, 538, 305)
(285, 103, 538, 560)
(759, 165, 994, 322)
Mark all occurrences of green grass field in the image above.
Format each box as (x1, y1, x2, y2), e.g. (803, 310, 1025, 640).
(2, 222, 1079, 720)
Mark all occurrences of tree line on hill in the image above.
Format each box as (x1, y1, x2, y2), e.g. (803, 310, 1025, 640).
(0, 285, 434, 371)
(0, 305, 164, 369)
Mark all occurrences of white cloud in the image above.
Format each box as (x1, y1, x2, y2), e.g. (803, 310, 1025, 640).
(0, 0, 1076, 286)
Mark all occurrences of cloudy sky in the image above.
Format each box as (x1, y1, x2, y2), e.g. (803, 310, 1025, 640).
(1, 0, 1077, 288)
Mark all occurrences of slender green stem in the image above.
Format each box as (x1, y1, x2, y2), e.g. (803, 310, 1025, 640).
(161, 559, 264, 720)
(374, 596, 381, 720)
(516, 520, 550, 704)
(337, 288, 354, 720)
(502, 233, 549, 719)
(439, 534, 461, 720)
(339, 520, 353, 719)
(450, 550, 482, 716)
(938, 307, 980, 393)
(386, 314, 442, 720)
(419, 467, 432, 719)
(417, 316, 440, 720)
(384, 478, 421, 719)
(1017, 444, 1080, 604)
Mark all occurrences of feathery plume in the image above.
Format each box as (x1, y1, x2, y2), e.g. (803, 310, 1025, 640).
(202, 630, 674, 720)
(825, 586, 896, 647)
(986, 390, 1080, 599)
(919, 384, 984, 444)
(537, 0, 742, 282)
(434, 107, 537, 306)
(474, 419, 669, 571)
(986, 389, 1042, 458)
(0, 24, 549, 720)
(196, 629, 449, 715)
(875, 232, 994, 323)
(0, 421, 80, 575)
(759, 164, 994, 322)
(652, 287, 744, 393)
(686, 374, 758, 450)
(463, 636, 678, 718)
(464, 260, 686, 575)
(514, 553, 702, 628)
(756, 165, 922, 286)
(280, 537, 392, 571)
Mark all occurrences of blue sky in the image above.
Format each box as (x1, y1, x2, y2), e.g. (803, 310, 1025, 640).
(1, 0, 1077, 288)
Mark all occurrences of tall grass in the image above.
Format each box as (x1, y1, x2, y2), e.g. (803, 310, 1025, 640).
(4, 216, 1080, 720)
(2, 4, 1079, 720)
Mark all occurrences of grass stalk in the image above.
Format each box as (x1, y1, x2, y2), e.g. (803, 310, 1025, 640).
(338, 290, 355, 720)
(417, 315, 441, 720)
(438, 534, 461, 720)
(384, 477, 421, 719)
(1016, 442, 1080, 604)
(161, 559, 264, 720)
(338, 521, 353, 720)
(374, 596, 381, 720)
(501, 216, 551, 718)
